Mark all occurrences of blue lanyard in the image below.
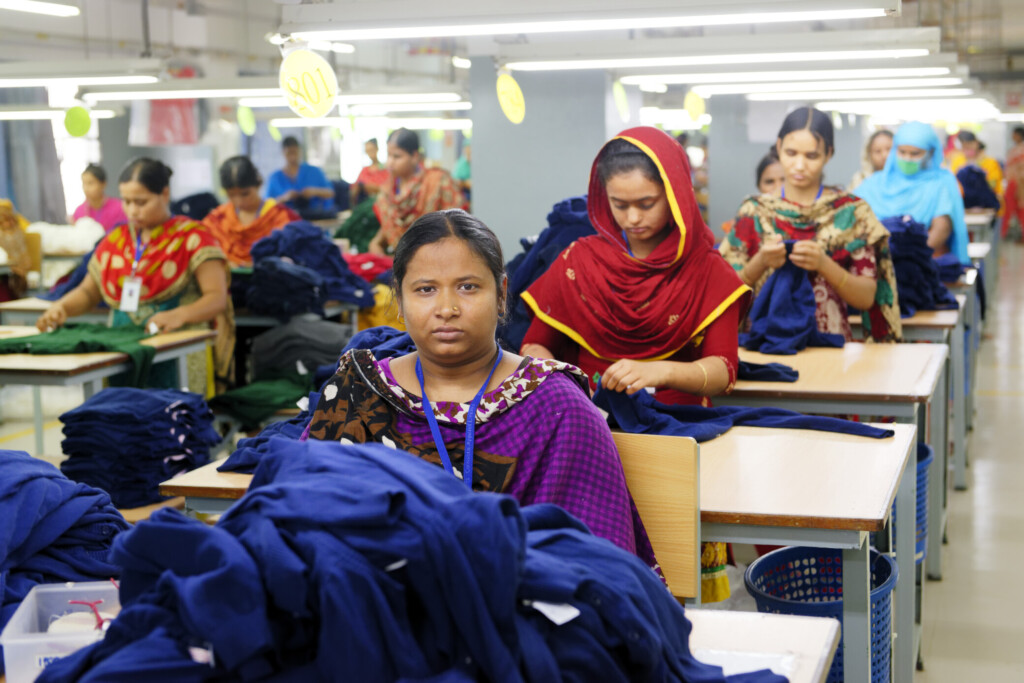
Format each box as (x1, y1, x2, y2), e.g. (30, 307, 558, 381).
(130, 229, 147, 277)
(781, 184, 823, 201)
(415, 346, 504, 488)
(621, 231, 635, 257)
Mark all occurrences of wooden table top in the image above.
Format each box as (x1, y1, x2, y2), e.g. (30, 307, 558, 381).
(0, 297, 75, 312)
(0, 327, 215, 375)
(964, 211, 996, 226)
(968, 242, 991, 260)
(700, 423, 914, 531)
(688, 610, 840, 683)
(735, 343, 947, 403)
(945, 267, 978, 289)
(850, 294, 965, 330)
(159, 460, 252, 500)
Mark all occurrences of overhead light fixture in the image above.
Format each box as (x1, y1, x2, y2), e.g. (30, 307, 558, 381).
(284, 8, 891, 42)
(238, 92, 464, 108)
(0, 75, 159, 89)
(348, 102, 472, 116)
(0, 108, 118, 121)
(816, 98, 1000, 120)
(638, 83, 669, 94)
(308, 41, 356, 54)
(84, 88, 282, 102)
(0, 1, 79, 17)
(638, 107, 711, 130)
(269, 116, 472, 130)
(693, 77, 963, 97)
(452, 56, 472, 70)
(621, 67, 953, 86)
(749, 87, 974, 101)
(505, 49, 930, 72)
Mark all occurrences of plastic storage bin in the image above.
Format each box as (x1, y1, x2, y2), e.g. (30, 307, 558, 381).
(744, 546, 898, 683)
(891, 443, 934, 564)
(0, 581, 120, 683)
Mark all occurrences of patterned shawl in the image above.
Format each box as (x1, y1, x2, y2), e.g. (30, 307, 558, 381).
(88, 216, 226, 309)
(202, 199, 298, 267)
(523, 126, 750, 362)
(0, 201, 31, 295)
(722, 190, 902, 342)
(374, 167, 463, 247)
(306, 349, 652, 561)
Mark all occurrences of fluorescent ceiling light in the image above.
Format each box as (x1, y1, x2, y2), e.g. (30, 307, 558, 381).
(693, 77, 963, 97)
(239, 92, 463, 108)
(0, 1, 79, 17)
(452, 56, 472, 70)
(0, 75, 158, 89)
(505, 49, 930, 72)
(638, 83, 668, 94)
(308, 41, 356, 54)
(749, 87, 974, 101)
(270, 116, 472, 130)
(639, 108, 712, 130)
(621, 67, 952, 86)
(85, 88, 284, 102)
(996, 113, 1024, 122)
(289, 9, 887, 42)
(348, 102, 472, 115)
(816, 98, 1000, 119)
(0, 109, 118, 121)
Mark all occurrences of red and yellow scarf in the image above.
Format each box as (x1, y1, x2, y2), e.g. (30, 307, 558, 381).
(202, 199, 298, 267)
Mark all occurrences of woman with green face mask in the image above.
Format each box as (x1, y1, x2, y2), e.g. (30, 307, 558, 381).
(855, 121, 971, 265)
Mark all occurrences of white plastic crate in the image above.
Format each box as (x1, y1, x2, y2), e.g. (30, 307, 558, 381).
(0, 582, 120, 683)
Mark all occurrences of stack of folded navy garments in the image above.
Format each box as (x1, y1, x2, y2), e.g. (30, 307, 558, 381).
(245, 256, 326, 322)
(882, 216, 959, 318)
(59, 389, 221, 509)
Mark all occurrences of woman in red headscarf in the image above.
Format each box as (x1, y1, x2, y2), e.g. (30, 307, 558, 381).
(520, 126, 750, 602)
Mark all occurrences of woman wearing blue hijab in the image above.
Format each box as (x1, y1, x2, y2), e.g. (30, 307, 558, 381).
(855, 121, 970, 265)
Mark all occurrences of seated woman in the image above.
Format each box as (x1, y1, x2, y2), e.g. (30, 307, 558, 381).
(305, 208, 650, 562)
(0, 200, 31, 302)
(72, 164, 127, 233)
(518, 126, 750, 601)
(203, 156, 298, 268)
(855, 121, 971, 265)
(369, 128, 463, 254)
(848, 129, 892, 191)
(721, 107, 902, 342)
(37, 158, 229, 391)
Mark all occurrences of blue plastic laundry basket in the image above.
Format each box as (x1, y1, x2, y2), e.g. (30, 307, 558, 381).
(891, 443, 934, 564)
(744, 546, 898, 683)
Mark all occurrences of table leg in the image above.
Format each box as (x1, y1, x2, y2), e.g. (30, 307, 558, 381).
(176, 356, 189, 391)
(32, 386, 43, 456)
(953, 309, 968, 490)
(893, 435, 917, 683)
(843, 537, 872, 683)
(928, 357, 948, 579)
(82, 380, 100, 399)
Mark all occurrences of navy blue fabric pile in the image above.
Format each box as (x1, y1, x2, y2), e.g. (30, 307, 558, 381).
(169, 192, 219, 221)
(955, 166, 1000, 210)
(594, 383, 894, 443)
(736, 360, 799, 382)
(245, 257, 326, 322)
(935, 253, 966, 284)
(500, 196, 597, 351)
(1, 451, 128, 670)
(882, 216, 959, 318)
(249, 220, 372, 308)
(739, 242, 845, 355)
(41, 242, 107, 303)
(214, 390, 319, 472)
(59, 389, 220, 509)
(40, 439, 784, 683)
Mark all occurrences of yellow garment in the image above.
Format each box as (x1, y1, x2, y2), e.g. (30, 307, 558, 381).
(0, 199, 29, 230)
(701, 541, 730, 603)
(357, 283, 407, 332)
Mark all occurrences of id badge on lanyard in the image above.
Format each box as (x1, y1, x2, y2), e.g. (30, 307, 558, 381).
(119, 231, 146, 313)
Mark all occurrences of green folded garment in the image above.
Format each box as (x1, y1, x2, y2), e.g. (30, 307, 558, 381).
(209, 371, 313, 428)
(334, 197, 380, 253)
(0, 323, 155, 387)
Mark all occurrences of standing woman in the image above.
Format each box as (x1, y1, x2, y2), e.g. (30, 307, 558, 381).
(368, 128, 463, 254)
(37, 158, 229, 391)
(855, 121, 971, 265)
(203, 156, 298, 268)
(520, 126, 750, 602)
(71, 164, 127, 233)
(720, 107, 902, 343)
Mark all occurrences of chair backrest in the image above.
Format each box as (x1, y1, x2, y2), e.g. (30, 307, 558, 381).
(24, 232, 42, 273)
(612, 431, 700, 600)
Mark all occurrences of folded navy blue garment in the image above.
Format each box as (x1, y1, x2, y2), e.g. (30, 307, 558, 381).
(739, 242, 845, 355)
(40, 242, 108, 303)
(245, 256, 326, 322)
(59, 389, 219, 509)
(935, 253, 966, 283)
(342, 325, 416, 358)
(43, 439, 783, 683)
(499, 196, 597, 351)
(956, 166, 1000, 210)
(594, 383, 894, 442)
(250, 221, 372, 307)
(736, 360, 799, 383)
(215, 391, 319, 473)
(0, 451, 128, 671)
(882, 216, 959, 318)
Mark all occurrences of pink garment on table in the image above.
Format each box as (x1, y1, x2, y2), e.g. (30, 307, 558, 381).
(72, 197, 127, 234)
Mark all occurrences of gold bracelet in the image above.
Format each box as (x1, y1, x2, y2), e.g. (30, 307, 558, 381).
(696, 362, 709, 395)
(837, 270, 849, 290)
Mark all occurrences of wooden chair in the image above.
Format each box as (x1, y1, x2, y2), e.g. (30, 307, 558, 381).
(612, 431, 700, 602)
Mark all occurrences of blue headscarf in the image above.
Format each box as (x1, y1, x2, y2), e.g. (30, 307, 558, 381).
(855, 121, 970, 265)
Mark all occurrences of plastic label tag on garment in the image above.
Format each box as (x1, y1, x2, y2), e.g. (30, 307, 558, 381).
(296, 396, 309, 412)
(120, 276, 142, 313)
(526, 600, 580, 626)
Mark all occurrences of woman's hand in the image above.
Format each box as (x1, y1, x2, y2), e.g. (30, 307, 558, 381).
(36, 303, 67, 332)
(756, 235, 787, 270)
(789, 240, 825, 272)
(601, 360, 669, 394)
(147, 309, 188, 334)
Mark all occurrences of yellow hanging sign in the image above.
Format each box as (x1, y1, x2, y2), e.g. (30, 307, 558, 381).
(64, 107, 92, 137)
(684, 91, 706, 121)
(279, 49, 339, 119)
(496, 72, 525, 125)
(613, 81, 630, 123)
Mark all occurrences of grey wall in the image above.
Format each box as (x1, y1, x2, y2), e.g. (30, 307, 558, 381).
(469, 59, 611, 259)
